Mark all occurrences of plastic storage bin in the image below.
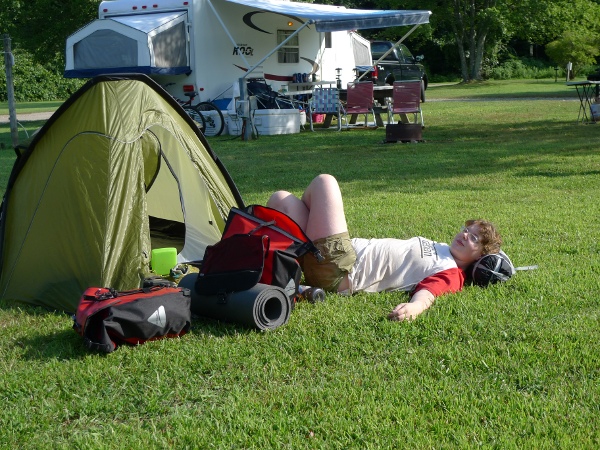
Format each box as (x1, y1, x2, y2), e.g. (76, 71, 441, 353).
(252, 109, 300, 135)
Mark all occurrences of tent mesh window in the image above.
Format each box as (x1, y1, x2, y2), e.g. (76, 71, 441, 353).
(75, 30, 138, 69)
(351, 33, 371, 66)
(151, 21, 188, 68)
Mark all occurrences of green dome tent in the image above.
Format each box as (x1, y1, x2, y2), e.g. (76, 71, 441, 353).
(0, 75, 244, 313)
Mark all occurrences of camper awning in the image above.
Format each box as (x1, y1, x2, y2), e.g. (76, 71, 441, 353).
(224, 0, 431, 32)
(65, 11, 191, 78)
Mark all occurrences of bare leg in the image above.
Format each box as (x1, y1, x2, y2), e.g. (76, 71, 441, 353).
(300, 174, 348, 241)
(267, 174, 351, 292)
(266, 190, 309, 230)
(267, 174, 348, 241)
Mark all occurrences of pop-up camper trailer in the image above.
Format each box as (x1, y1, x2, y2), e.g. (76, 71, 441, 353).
(65, 0, 431, 104)
(0, 74, 243, 312)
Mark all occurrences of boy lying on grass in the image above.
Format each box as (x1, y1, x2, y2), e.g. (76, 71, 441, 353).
(267, 174, 502, 321)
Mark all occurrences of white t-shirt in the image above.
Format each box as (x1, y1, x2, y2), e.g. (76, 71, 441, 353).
(347, 237, 461, 294)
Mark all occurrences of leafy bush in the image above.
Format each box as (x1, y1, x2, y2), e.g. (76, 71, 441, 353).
(546, 30, 600, 77)
(429, 73, 463, 83)
(0, 50, 85, 102)
(482, 57, 559, 80)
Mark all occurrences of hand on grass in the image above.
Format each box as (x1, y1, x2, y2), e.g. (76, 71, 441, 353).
(388, 302, 423, 321)
(388, 289, 435, 322)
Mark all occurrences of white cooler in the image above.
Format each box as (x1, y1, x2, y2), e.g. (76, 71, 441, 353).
(251, 109, 300, 135)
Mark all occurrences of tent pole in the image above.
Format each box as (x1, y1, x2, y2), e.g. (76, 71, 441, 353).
(240, 21, 311, 141)
(356, 23, 421, 82)
(372, 23, 421, 68)
(205, 1, 311, 141)
(206, 0, 251, 68)
(243, 21, 311, 80)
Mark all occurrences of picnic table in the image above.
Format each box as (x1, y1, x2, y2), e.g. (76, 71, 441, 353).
(283, 84, 395, 128)
(566, 80, 600, 123)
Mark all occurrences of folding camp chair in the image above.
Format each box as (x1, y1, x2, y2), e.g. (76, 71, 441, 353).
(344, 81, 376, 128)
(308, 87, 343, 131)
(387, 81, 424, 127)
(247, 78, 295, 109)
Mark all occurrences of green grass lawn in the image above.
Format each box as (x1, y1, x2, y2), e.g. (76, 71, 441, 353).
(0, 100, 63, 116)
(1, 79, 599, 448)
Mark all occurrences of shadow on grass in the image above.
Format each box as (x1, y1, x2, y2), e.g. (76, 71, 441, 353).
(428, 79, 578, 100)
(517, 169, 600, 178)
(2, 110, 594, 200)
(215, 118, 599, 198)
(431, 91, 577, 101)
(1, 299, 261, 361)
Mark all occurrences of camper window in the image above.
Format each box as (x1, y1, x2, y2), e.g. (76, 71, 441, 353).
(325, 32, 332, 49)
(277, 30, 299, 63)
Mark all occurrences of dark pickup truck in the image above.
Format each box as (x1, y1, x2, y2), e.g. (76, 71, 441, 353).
(356, 40, 428, 101)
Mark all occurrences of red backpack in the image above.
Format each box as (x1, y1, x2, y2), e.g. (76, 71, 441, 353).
(196, 205, 323, 301)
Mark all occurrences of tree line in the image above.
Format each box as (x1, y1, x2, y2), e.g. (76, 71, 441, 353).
(361, 0, 600, 81)
(2, 0, 600, 101)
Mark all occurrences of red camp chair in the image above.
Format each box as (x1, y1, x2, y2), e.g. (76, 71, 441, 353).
(387, 81, 424, 127)
(344, 81, 375, 128)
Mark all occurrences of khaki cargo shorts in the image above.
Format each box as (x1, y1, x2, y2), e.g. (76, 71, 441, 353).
(299, 232, 357, 292)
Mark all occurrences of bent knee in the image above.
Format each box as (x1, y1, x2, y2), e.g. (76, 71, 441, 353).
(313, 174, 338, 188)
(266, 190, 293, 209)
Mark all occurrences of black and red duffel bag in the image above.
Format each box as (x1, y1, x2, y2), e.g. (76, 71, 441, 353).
(73, 285, 192, 353)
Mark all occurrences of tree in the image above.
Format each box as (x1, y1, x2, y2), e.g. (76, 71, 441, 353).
(0, 0, 99, 101)
(1, 0, 100, 69)
(372, 0, 513, 82)
(369, 0, 600, 81)
(453, 1, 508, 81)
(512, 0, 600, 48)
(546, 30, 600, 77)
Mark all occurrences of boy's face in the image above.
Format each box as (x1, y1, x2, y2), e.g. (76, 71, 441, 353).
(450, 224, 483, 264)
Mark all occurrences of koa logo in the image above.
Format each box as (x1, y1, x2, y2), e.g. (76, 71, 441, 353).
(233, 46, 254, 56)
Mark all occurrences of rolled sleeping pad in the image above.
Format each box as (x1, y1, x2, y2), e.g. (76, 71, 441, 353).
(178, 274, 292, 330)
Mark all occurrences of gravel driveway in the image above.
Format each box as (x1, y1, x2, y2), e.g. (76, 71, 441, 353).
(0, 111, 54, 123)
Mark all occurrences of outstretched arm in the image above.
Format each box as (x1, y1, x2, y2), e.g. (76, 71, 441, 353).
(387, 289, 435, 321)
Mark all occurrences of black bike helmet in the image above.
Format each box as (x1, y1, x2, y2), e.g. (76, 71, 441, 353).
(470, 250, 516, 287)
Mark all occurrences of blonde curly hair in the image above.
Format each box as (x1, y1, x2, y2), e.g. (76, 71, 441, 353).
(465, 219, 502, 255)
